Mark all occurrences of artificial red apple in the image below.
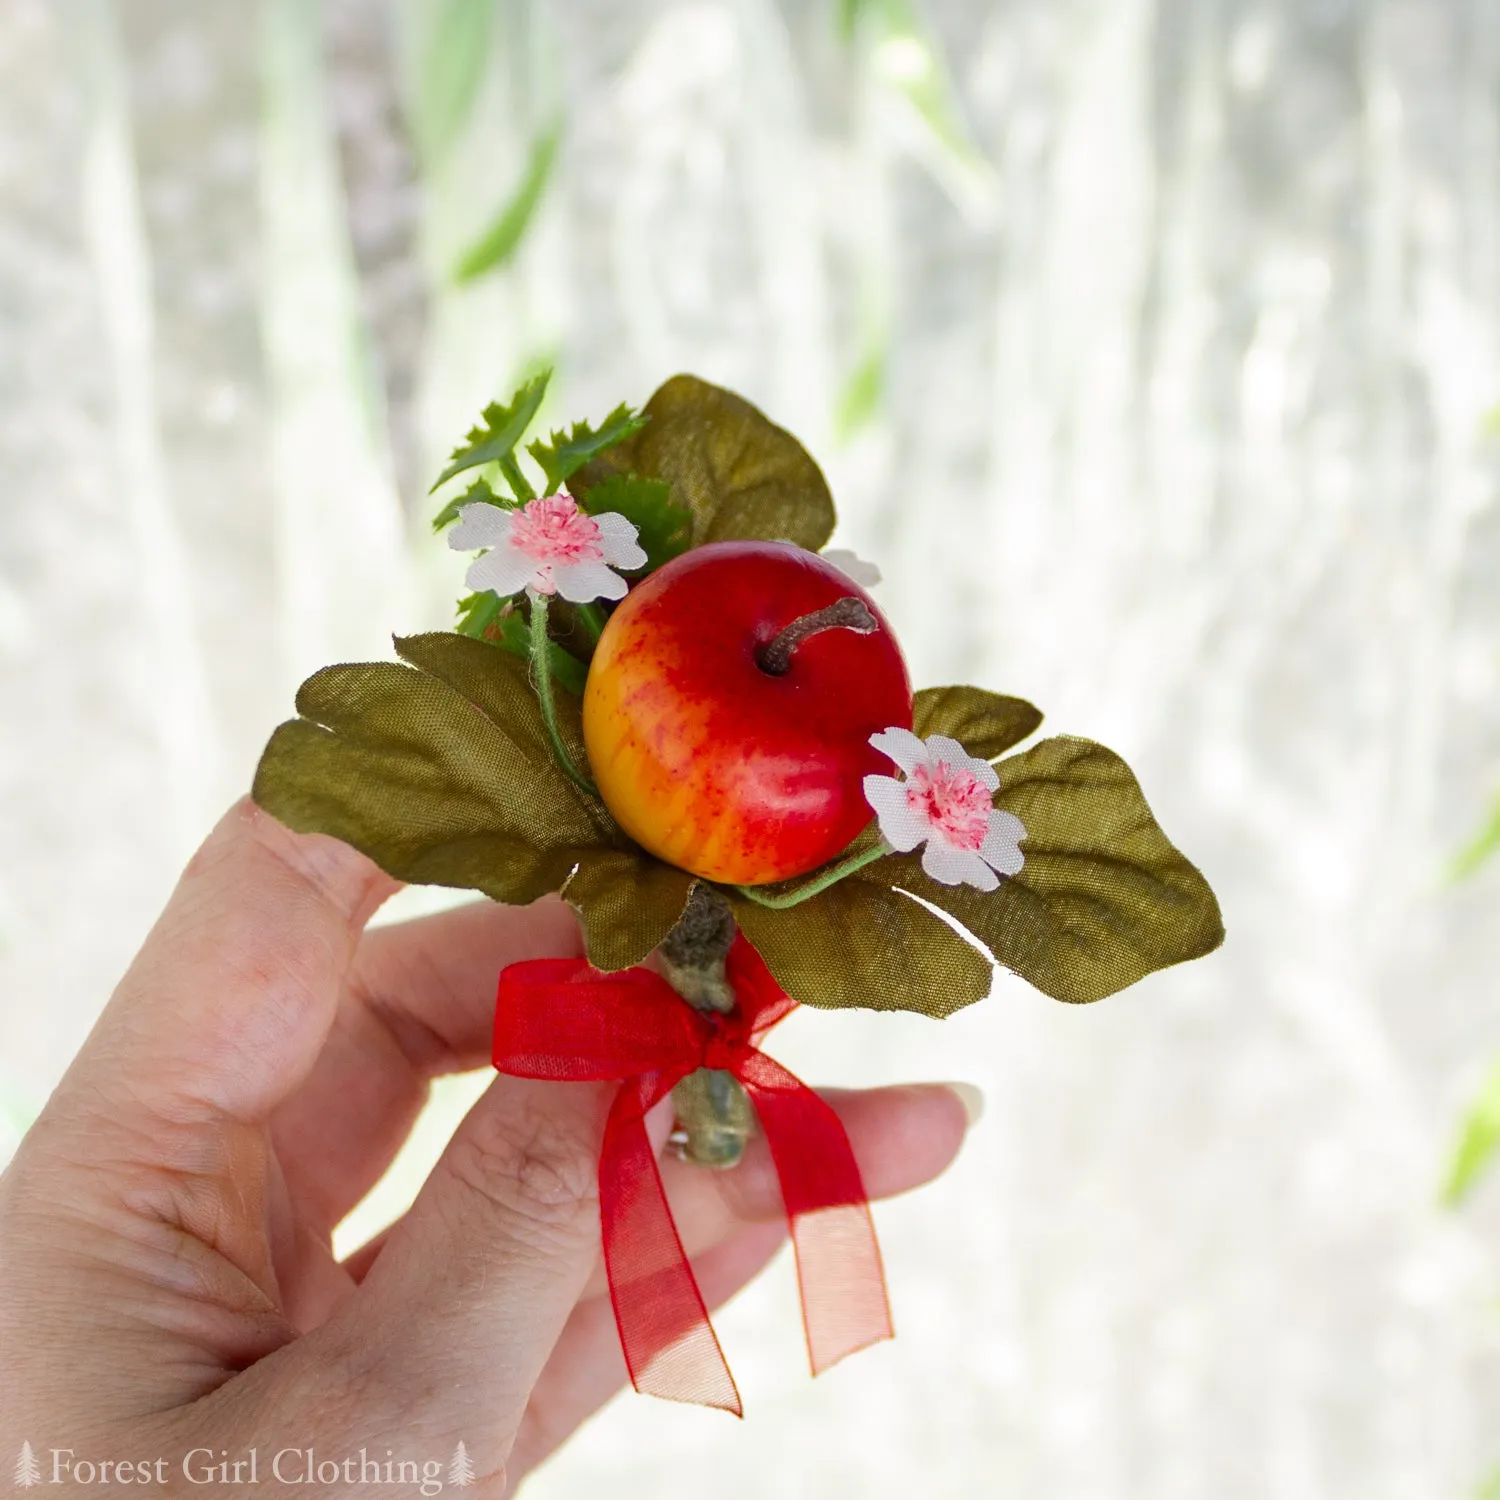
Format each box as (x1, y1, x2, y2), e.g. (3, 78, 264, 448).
(582, 539, 913, 884)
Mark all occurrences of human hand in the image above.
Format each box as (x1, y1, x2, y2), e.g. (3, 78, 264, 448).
(0, 801, 977, 1496)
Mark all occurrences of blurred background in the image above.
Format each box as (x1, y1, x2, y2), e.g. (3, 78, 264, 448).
(5, 0, 1500, 1493)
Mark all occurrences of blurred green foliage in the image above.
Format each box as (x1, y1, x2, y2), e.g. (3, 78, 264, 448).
(834, 341, 886, 444)
(1443, 1056, 1500, 1207)
(0, 1076, 36, 1143)
(1451, 799, 1500, 883)
(412, 0, 494, 169)
(1444, 789, 1500, 1206)
(452, 119, 562, 284)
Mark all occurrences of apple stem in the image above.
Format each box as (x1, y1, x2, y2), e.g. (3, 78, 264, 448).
(734, 837, 895, 908)
(756, 596, 877, 676)
(660, 885, 755, 1170)
(528, 592, 600, 797)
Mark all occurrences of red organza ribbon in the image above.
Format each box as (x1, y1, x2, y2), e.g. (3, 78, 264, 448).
(492, 935, 892, 1415)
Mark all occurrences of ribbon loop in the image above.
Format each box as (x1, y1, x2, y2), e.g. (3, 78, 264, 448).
(492, 936, 893, 1414)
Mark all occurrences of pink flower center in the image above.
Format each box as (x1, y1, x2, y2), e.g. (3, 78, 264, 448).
(510, 494, 604, 590)
(905, 760, 991, 851)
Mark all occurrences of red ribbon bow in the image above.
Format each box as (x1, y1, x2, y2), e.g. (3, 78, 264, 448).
(493, 935, 892, 1414)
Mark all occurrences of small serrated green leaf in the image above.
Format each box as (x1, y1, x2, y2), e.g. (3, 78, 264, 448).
(431, 371, 550, 493)
(434, 475, 509, 533)
(452, 119, 563, 284)
(578, 474, 692, 574)
(454, 594, 589, 696)
(571, 375, 836, 552)
(529, 403, 649, 493)
(454, 590, 506, 639)
(493, 611, 589, 697)
(1443, 1055, 1500, 1207)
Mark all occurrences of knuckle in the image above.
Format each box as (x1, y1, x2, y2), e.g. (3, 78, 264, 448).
(444, 1093, 600, 1249)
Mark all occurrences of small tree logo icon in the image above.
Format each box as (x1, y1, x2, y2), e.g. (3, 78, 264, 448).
(14, 1443, 41, 1489)
(447, 1442, 475, 1490)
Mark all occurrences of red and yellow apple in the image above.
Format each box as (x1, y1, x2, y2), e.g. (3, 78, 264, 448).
(582, 540, 912, 884)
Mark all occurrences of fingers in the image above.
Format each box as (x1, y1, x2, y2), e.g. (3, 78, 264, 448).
(508, 1221, 788, 1484)
(346, 895, 584, 1075)
(290, 1075, 616, 1449)
(60, 799, 398, 1130)
(577, 1082, 974, 1299)
(505, 1087, 974, 1484)
(270, 896, 582, 1231)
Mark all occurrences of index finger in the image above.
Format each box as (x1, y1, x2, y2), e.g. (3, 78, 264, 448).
(57, 798, 397, 1131)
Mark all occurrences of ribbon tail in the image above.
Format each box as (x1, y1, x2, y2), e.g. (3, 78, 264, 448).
(740, 1055, 895, 1376)
(600, 1074, 743, 1416)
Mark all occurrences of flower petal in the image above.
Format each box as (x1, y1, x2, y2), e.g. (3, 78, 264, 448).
(592, 511, 649, 570)
(869, 726, 930, 775)
(979, 809, 1026, 877)
(925, 733, 999, 789)
(466, 541, 538, 599)
(921, 837, 1000, 891)
(551, 558, 630, 603)
(449, 502, 515, 550)
(821, 548, 882, 588)
(863, 774, 928, 852)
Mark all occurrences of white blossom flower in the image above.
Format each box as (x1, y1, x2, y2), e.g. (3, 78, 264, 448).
(863, 728, 1026, 890)
(449, 493, 646, 603)
(820, 548, 882, 588)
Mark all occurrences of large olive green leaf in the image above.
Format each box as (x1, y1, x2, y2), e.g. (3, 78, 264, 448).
(565, 853, 696, 972)
(571, 374, 836, 551)
(729, 734, 1222, 1015)
(253, 632, 689, 965)
(253, 634, 608, 905)
(876, 736, 1225, 1005)
(730, 878, 993, 1017)
(913, 685, 1043, 760)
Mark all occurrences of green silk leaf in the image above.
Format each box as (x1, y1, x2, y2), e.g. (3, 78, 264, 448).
(578, 473, 692, 574)
(730, 734, 1222, 1014)
(433, 475, 510, 533)
(528, 402, 649, 493)
(913, 685, 1043, 761)
(888, 737, 1224, 1006)
(251, 632, 680, 967)
(431, 371, 550, 493)
(571, 374, 836, 552)
(1443, 1053, 1500, 1206)
(566, 853, 696, 973)
(452, 119, 563, 284)
(731, 878, 993, 1018)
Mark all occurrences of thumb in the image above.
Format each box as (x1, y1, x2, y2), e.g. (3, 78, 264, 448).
(272, 1074, 617, 1462)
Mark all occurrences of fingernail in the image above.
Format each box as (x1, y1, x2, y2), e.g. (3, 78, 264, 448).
(944, 1081, 986, 1128)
